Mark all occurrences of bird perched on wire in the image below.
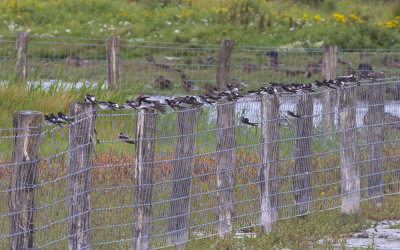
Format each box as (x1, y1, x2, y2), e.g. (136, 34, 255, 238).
(118, 132, 135, 144)
(165, 98, 184, 110)
(44, 114, 64, 128)
(227, 83, 239, 94)
(85, 94, 97, 104)
(181, 74, 198, 92)
(124, 100, 139, 110)
(199, 95, 216, 105)
(240, 116, 258, 127)
(286, 111, 301, 118)
(98, 101, 122, 111)
(134, 95, 167, 113)
(57, 112, 74, 124)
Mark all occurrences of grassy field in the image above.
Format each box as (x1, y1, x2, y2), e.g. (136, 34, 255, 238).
(0, 91, 399, 248)
(0, 0, 400, 49)
(1, 0, 400, 249)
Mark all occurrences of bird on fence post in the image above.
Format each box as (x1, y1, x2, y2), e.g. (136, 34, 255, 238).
(240, 116, 258, 127)
(85, 94, 97, 104)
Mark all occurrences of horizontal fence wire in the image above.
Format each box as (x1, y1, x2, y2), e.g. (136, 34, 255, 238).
(2, 36, 400, 96)
(0, 77, 399, 249)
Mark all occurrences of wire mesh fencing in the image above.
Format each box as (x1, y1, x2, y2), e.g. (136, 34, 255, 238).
(3, 36, 400, 97)
(0, 77, 399, 249)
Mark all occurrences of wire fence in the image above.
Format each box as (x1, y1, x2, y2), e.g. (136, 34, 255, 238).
(2, 36, 400, 95)
(0, 76, 399, 249)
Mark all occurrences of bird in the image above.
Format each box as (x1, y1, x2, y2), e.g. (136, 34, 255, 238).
(229, 79, 248, 89)
(227, 83, 239, 94)
(98, 101, 112, 110)
(286, 111, 301, 118)
(165, 98, 184, 110)
(98, 101, 122, 111)
(199, 95, 216, 104)
(181, 74, 198, 92)
(118, 132, 135, 144)
(85, 94, 96, 104)
(240, 116, 258, 127)
(337, 75, 357, 82)
(203, 55, 216, 64)
(108, 101, 122, 111)
(281, 85, 297, 93)
(57, 112, 74, 124)
(44, 114, 64, 128)
(134, 95, 166, 113)
(202, 83, 218, 95)
(154, 76, 173, 89)
(124, 100, 139, 110)
(150, 100, 167, 113)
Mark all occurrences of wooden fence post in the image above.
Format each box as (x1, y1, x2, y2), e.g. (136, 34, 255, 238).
(259, 95, 280, 233)
(217, 39, 234, 91)
(8, 111, 42, 250)
(322, 45, 337, 133)
(338, 86, 360, 217)
(132, 109, 157, 250)
(216, 39, 235, 238)
(293, 94, 313, 216)
(366, 80, 385, 207)
(168, 108, 197, 248)
(68, 102, 96, 250)
(14, 32, 29, 84)
(106, 37, 120, 90)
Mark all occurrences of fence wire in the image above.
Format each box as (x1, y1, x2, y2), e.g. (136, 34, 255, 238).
(2, 37, 400, 97)
(0, 77, 399, 249)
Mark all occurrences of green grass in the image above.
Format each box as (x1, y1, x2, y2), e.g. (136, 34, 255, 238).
(1, 0, 400, 49)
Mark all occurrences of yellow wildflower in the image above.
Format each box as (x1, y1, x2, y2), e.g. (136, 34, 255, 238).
(301, 14, 308, 21)
(145, 10, 152, 17)
(349, 14, 363, 23)
(333, 13, 346, 23)
(385, 20, 399, 28)
(179, 9, 193, 18)
(396, 16, 400, 19)
(321, 192, 325, 195)
(313, 15, 320, 21)
(218, 8, 228, 14)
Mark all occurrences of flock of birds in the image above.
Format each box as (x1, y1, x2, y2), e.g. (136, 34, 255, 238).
(43, 75, 359, 144)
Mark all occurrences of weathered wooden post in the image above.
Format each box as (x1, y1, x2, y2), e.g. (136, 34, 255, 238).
(216, 39, 235, 238)
(8, 111, 42, 250)
(259, 95, 280, 232)
(14, 32, 29, 84)
(168, 108, 197, 248)
(293, 94, 313, 216)
(322, 45, 337, 133)
(68, 102, 96, 250)
(366, 80, 385, 207)
(132, 109, 157, 250)
(338, 85, 360, 218)
(106, 37, 120, 90)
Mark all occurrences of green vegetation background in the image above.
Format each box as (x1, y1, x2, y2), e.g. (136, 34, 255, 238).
(1, 0, 400, 49)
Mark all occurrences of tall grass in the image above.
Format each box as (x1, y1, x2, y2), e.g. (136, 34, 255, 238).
(1, 0, 400, 48)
